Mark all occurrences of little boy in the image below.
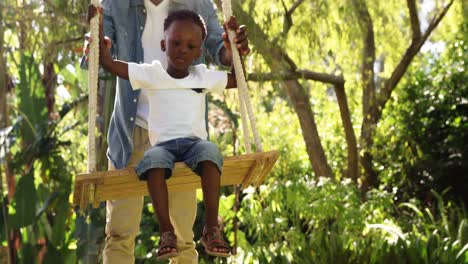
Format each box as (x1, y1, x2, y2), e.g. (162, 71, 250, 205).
(89, 7, 238, 261)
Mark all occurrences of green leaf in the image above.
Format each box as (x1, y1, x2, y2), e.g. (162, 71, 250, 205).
(51, 194, 70, 247)
(42, 241, 64, 264)
(17, 54, 48, 143)
(458, 219, 468, 245)
(456, 243, 468, 261)
(8, 170, 38, 228)
(399, 202, 424, 218)
(20, 243, 35, 264)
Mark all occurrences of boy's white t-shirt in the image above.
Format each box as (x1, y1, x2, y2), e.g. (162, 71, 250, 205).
(128, 60, 228, 145)
(136, 0, 169, 129)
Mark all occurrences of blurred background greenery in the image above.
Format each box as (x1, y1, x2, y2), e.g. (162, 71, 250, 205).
(0, 0, 466, 263)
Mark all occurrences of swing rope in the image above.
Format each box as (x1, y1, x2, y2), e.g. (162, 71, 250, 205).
(221, 0, 263, 154)
(87, 0, 100, 172)
(221, 1, 265, 256)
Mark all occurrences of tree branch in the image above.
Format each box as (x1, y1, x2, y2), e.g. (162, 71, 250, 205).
(287, 0, 306, 16)
(282, 0, 306, 33)
(407, 0, 421, 42)
(423, 0, 454, 40)
(248, 70, 344, 85)
(377, 0, 454, 119)
(54, 36, 84, 46)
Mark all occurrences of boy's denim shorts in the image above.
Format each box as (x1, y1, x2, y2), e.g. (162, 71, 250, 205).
(135, 137, 224, 180)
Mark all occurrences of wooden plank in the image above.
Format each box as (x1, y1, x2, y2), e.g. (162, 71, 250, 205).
(249, 159, 266, 188)
(75, 159, 255, 184)
(77, 169, 243, 200)
(253, 152, 280, 187)
(73, 166, 249, 205)
(95, 167, 249, 200)
(99, 165, 247, 188)
(97, 173, 247, 200)
(79, 183, 89, 210)
(73, 151, 280, 207)
(75, 151, 273, 180)
(90, 182, 100, 208)
(74, 164, 252, 194)
(73, 183, 81, 205)
(241, 159, 261, 188)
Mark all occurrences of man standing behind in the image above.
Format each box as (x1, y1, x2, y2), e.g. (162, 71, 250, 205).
(83, 0, 249, 263)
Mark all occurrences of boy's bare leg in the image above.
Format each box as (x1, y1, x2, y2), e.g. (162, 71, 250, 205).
(199, 161, 229, 254)
(199, 161, 220, 228)
(147, 168, 176, 255)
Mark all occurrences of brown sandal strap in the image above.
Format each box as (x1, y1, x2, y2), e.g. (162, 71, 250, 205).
(158, 231, 178, 252)
(202, 226, 230, 250)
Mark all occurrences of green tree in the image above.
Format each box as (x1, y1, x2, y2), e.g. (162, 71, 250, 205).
(224, 0, 458, 191)
(374, 15, 468, 205)
(0, 1, 96, 263)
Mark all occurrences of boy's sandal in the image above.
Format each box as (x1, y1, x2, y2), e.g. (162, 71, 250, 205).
(156, 231, 179, 261)
(201, 226, 231, 258)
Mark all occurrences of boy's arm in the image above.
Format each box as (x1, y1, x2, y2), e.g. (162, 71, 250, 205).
(100, 50, 129, 80)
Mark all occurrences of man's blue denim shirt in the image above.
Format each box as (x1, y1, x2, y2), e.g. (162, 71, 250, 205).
(97, 0, 225, 169)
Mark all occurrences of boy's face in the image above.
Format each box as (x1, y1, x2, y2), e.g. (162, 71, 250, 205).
(161, 20, 203, 72)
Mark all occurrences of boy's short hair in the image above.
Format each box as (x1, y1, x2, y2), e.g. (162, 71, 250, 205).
(164, 10, 208, 40)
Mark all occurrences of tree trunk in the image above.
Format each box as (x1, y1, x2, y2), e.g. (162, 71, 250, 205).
(232, 2, 333, 177)
(284, 80, 333, 177)
(334, 83, 359, 183)
(42, 62, 57, 118)
(352, 0, 378, 191)
(248, 70, 359, 180)
(355, 0, 454, 192)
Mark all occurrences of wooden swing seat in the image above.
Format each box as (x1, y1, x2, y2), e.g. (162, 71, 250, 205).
(73, 150, 279, 210)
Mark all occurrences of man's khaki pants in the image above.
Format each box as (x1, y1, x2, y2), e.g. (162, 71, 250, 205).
(103, 126, 198, 263)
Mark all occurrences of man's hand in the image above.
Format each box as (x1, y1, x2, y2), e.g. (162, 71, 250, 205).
(221, 16, 250, 65)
